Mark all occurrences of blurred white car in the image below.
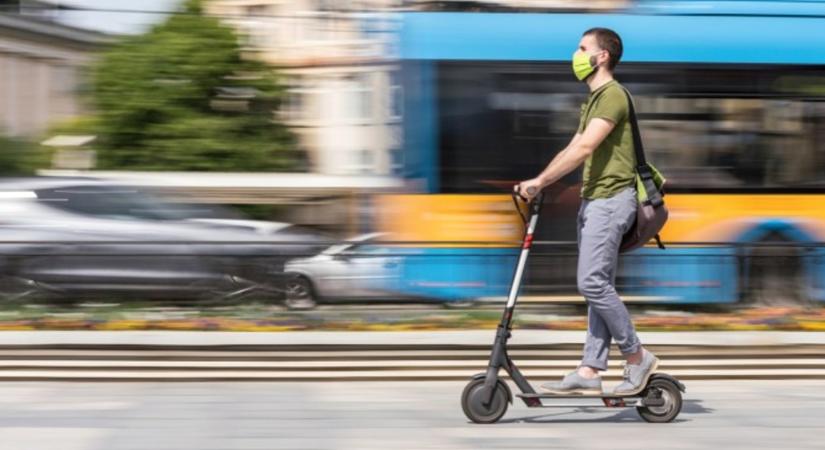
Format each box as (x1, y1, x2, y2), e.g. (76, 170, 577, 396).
(283, 232, 404, 308)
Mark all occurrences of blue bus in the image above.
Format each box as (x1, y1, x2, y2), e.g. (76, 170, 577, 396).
(376, 1, 825, 306)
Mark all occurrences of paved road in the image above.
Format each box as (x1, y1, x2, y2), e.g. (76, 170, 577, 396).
(1, 380, 823, 450)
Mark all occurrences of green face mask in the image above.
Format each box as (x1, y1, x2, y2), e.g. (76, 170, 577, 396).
(572, 50, 598, 81)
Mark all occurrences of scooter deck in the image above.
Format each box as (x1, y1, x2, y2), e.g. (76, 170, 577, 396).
(516, 373, 684, 401)
(517, 391, 644, 400)
(517, 378, 659, 399)
(516, 372, 685, 401)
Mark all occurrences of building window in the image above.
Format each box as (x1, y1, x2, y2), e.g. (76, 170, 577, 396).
(344, 73, 372, 121)
(245, 4, 270, 16)
(318, 0, 347, 12)
(50, 65, 75, 95)
(283, 77, 322, 123)
(348, 149, 374, 174)
(390, 147, 403, 176)
(389, 71, 403, 120)
(301, 15, 342, 42)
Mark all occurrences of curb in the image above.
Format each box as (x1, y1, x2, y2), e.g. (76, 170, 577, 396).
(2, 330, 825, 348)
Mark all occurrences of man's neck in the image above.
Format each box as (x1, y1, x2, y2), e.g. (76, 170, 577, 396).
(586, 69, 614, 92)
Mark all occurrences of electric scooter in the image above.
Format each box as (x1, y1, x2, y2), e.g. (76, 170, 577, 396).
(460, 186, 685, 424)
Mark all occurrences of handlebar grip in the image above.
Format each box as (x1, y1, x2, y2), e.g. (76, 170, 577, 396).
(513, 185, 525, 201)
(513, 185, 539, 200)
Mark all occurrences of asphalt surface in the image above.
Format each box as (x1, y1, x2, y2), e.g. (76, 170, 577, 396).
(1, 380, 823, 449)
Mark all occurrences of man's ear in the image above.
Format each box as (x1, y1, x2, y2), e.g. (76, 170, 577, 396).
(599, 50, 610, 67)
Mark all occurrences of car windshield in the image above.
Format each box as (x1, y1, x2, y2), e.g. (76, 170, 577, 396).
(35, 185, 243, 221)
(322, 233, 387, 255)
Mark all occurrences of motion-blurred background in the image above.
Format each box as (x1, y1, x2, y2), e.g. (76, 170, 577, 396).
(2, 0, 825, 326)
(4, 2, 825, 449)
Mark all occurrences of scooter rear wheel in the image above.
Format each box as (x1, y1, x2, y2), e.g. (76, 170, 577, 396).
(461, 377, 509, 424)
(636, 378, 683, 423)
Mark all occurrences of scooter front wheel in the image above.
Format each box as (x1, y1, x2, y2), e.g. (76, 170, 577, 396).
(461, 377, 509, 424)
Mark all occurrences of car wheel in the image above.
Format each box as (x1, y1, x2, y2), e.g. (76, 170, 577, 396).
(284, 275, 318, 310)
(0, 275, 56, 304)
(743, 233, 809, 306)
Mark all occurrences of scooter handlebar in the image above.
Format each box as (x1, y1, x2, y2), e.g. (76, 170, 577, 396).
(512, 185, 544, 226)
(513, 184, 540, 203)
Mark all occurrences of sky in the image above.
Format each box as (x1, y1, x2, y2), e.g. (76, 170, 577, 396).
(38, 0, 183, 35)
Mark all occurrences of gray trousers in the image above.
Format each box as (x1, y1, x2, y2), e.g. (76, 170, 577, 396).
(577, 185, 641, 371)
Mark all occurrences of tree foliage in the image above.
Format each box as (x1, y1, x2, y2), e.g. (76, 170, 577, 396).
(89, 0, 299, 171)
(0, 135, 41, 175)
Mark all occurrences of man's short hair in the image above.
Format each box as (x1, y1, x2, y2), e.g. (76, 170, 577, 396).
(583, 27, 623, 71)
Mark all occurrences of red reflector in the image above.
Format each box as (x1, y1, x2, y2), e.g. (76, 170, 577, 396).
(523, 234, 534, 249)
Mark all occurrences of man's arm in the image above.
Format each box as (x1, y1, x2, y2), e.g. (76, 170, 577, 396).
(518, 118, 616, 198)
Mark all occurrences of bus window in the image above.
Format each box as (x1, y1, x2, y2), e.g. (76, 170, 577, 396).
(435, 62, 825, 193)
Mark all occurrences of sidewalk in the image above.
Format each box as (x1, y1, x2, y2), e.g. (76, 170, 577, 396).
(2, 330, 825, 348)
(2, 330, 824, 381)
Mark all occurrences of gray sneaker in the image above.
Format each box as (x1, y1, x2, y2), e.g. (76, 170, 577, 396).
(540, 370, 602, 395)
(613, 350, 660, 395)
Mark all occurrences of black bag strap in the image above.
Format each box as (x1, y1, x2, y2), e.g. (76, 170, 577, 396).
(655, 234, 665, 250)
(620, 87, 648, 170)
(620, 87, 665, 208)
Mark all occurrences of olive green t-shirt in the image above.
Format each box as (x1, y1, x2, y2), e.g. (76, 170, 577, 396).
(577, 80, 636, 199)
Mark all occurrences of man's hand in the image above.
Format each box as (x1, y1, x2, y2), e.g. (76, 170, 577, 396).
(517, 178, 543, 201)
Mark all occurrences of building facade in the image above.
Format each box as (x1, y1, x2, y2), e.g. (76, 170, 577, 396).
(0, 12, 107, 137)
(206, 0, 403, 176)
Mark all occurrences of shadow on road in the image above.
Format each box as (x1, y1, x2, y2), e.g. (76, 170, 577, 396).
(494, 398, 712, 424)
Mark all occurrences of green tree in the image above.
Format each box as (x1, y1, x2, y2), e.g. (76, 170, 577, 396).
(0, 135, 40, 175)
(89, 0, 299, 171)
